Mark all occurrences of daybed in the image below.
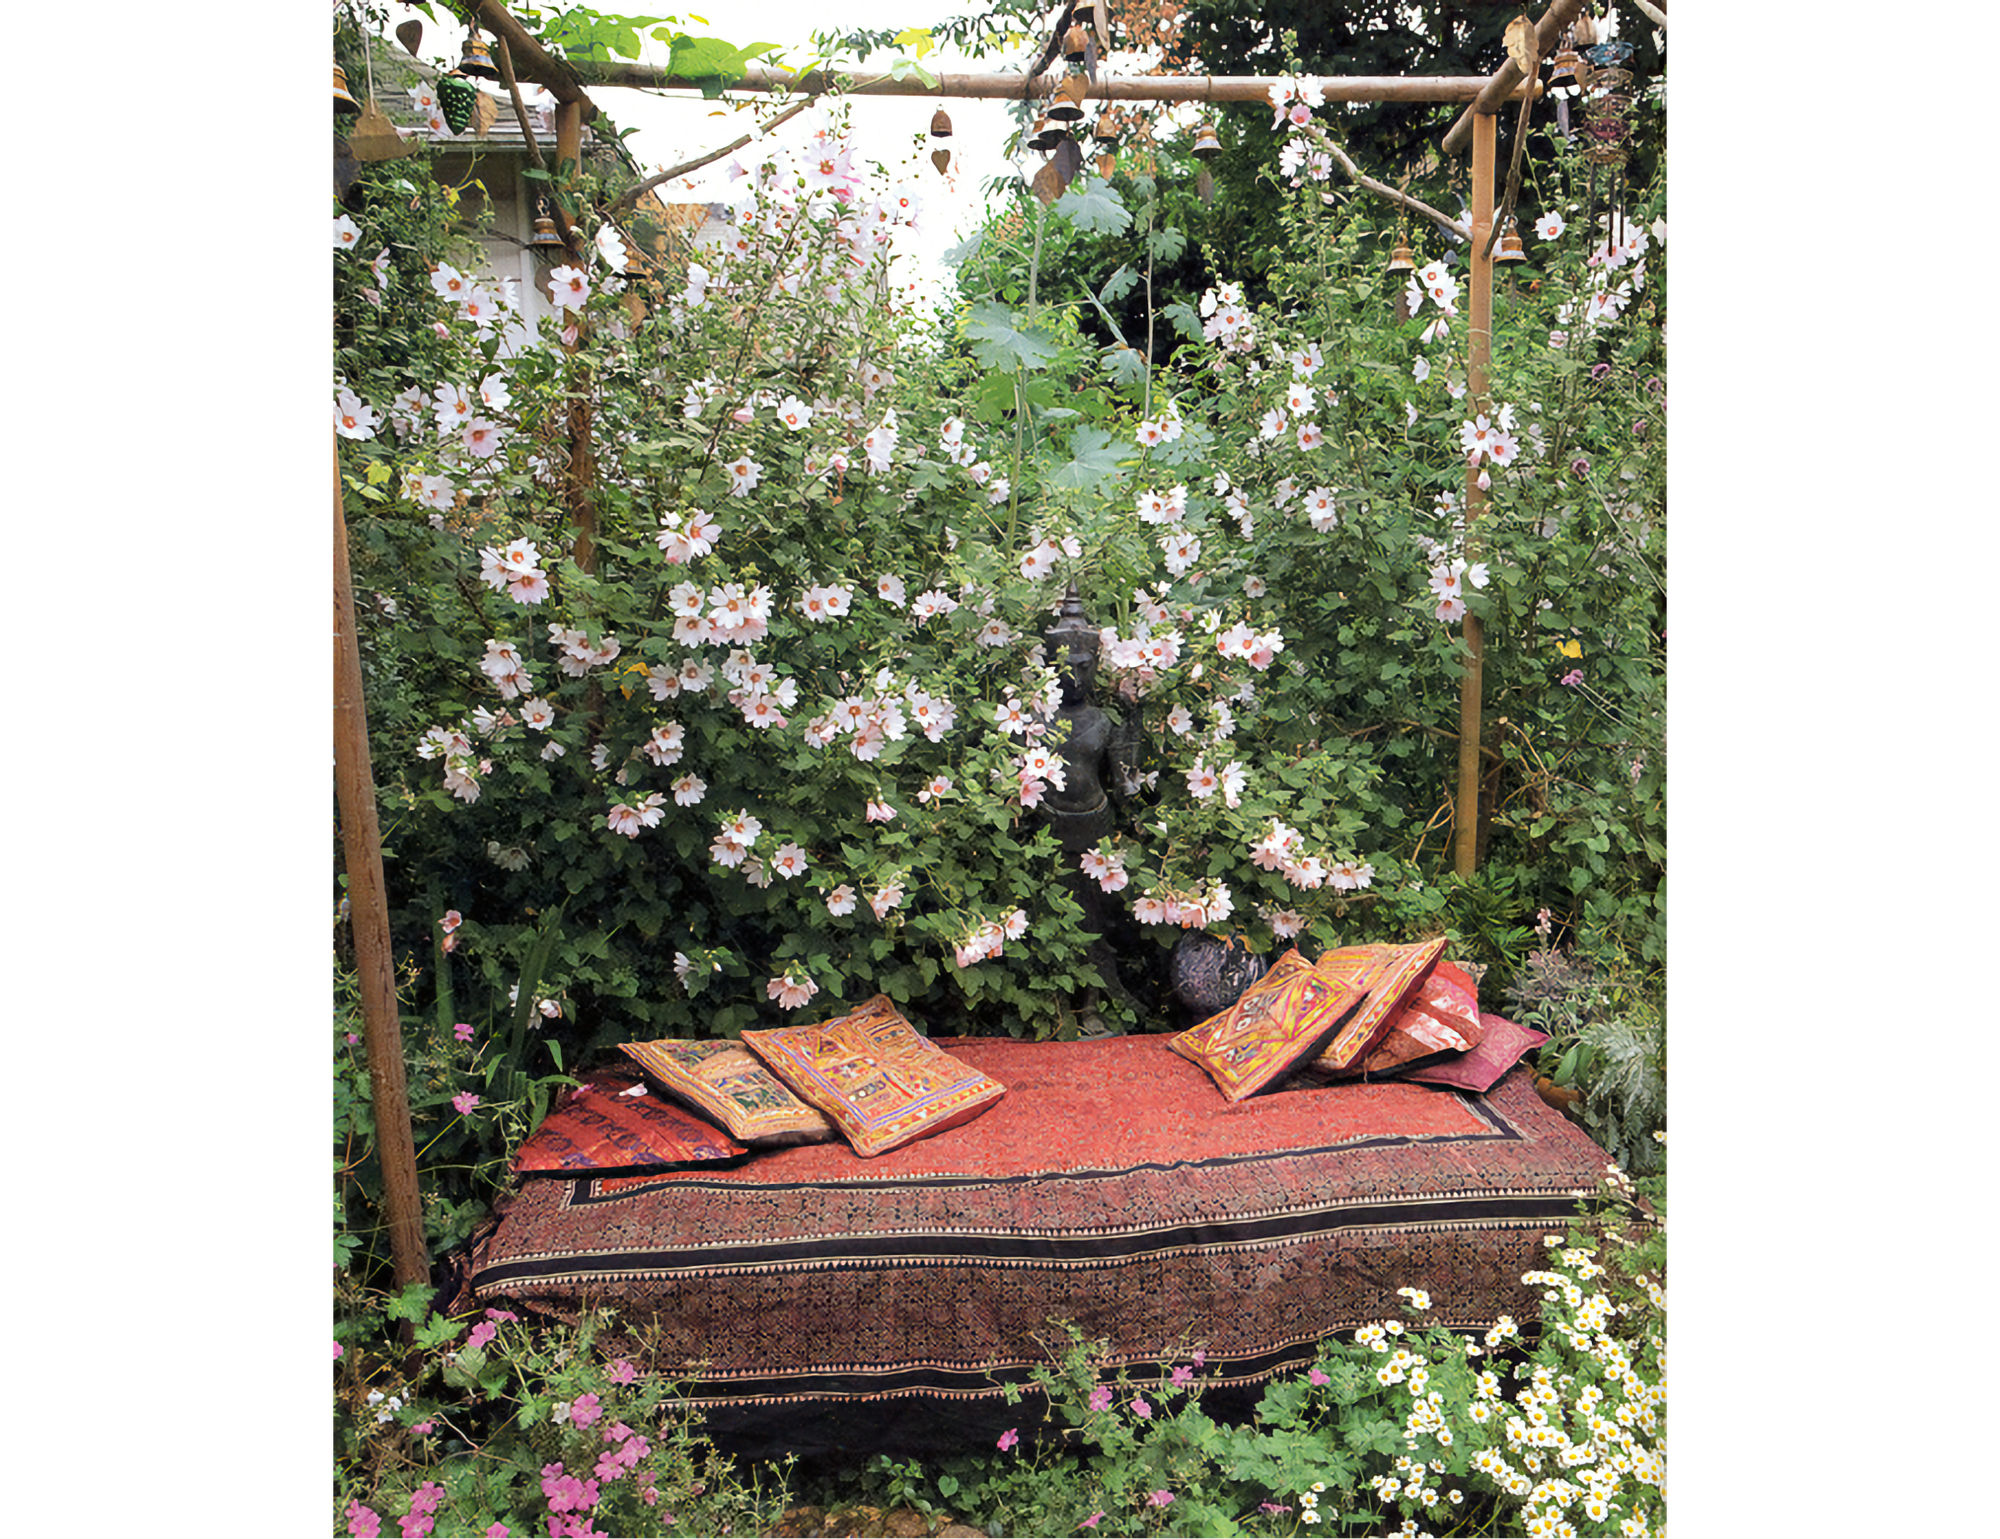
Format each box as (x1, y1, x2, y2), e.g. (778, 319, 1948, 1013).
(455, 1023, 1609, 1431)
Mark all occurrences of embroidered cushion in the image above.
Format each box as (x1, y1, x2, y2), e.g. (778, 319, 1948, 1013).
(619, 1037, 840, 1146)
(1402, 1013, 1549, 1093)
(741, 996, 1007, 1157)
(1167, 948, 1373, 1103)
(511, 1068, 749, 1174)
(1313, 959, 1486, 1080)
(1300, 937, 1451, 1076)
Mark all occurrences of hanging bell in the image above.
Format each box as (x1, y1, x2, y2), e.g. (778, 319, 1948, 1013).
(529, 213, 568, 256)
(1496, 219, 1528, 264)
(930, 108, 952, 138)
(1027, 114, 1066, 153)
(1386, 238, 1416, 274)
(1192, 121, 1222, 160)
(333, 63, 361, 116)
(1547, 46, 1581, 90)
(1072, 0, 1099, 22)
(1049, 74, 1088, 122)
(1063, 24, 1090, 62)
(458, 30, 502, 81)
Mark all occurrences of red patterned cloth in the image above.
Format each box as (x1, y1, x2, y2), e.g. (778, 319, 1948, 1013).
(463, 1031, 1611, 1409)
(510, 1069, 747, 1174)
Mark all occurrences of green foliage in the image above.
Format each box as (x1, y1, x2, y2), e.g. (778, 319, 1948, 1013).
(334, 0, 1665, 1377)
(1507, 942, 1667, 1176)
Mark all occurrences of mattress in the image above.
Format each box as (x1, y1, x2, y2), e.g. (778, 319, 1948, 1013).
(460, 1028, 1607, 1412)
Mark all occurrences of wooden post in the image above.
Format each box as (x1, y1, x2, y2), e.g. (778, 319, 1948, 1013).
(553, 98, 598, 575)
(1455, 110, 1497, 878)
(334, 444, 431, 1293)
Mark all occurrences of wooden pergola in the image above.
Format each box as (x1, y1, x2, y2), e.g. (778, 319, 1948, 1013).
(335, 0, 1593, 1294)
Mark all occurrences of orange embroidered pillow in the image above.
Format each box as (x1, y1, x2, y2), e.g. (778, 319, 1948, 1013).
(619, 1037, 840, 1146)
(1313, 959, 1485, 1080)
(1301, 937, 1451, 1075)
(1167, 948, 1373, 1103)
(741, 996, 1007, 1157)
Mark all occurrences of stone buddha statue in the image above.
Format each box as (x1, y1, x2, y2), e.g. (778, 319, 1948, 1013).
(1035, 584, 1143, 1023)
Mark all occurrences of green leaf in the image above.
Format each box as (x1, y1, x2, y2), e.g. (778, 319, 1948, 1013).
(414, 1313, 464, 1351)
(1160, 299, 1203, 341)
(385, 1282, 434, 1324)
(1045, 425, 1132, 492)
(1146, 224, 1188, 263)
(665, 36, 781, 96)
(961, 303, 1061, 372)
(1100, 343, 1147, 387)
(1053, 177, 1131, 236)
(1098, 264, 1139, 305)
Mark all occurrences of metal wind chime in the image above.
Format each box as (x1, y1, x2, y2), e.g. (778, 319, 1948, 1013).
(1024, 1, 1121, 202)
(1576, 23, 1640, 252)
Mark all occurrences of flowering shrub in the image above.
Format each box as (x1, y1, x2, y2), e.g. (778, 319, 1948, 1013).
(335, 1289, 792, 1537)
(338, 110, 1663, 1048)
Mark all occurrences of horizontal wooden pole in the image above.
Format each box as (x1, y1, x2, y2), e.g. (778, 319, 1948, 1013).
(471, 0, 598, 118)
(551, 60, 1534, 106)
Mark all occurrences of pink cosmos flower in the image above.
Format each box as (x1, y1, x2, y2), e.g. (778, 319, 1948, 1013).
(346, 1501, 382, 1537)
(467, 1319, 498, 1350)
(454, 1022, 475, 1043)
(1149, 1490, 1175, 1507)
(1132, 1396, 1152, 1419)
(1561, 668, 1585, 687)
(570, 1393, 602, 1430)
(1081, 1514, 1103, 1530)
(1309, 1367, 1330, 1386)
(1088, 1386, 1114, 1412)
(997, 1428, 1019, 1451)
(452, 1092, 480, 1116)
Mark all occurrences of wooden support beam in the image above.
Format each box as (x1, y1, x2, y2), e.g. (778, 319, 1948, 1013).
(333, 445, 430, 1294)
(469, 0, 596, 118)
(1440, 0, 1587, 156)
(536, 60, 1529, 105)
(1454, 111, 1497, 878)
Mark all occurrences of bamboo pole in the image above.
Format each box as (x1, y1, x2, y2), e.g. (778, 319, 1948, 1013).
(553, 98, 598, 576)
(538, 59, 1528, 105)
(1441, 0, 1586, 156)
(333, 444, 431, 1293)
(1454, 111, 1497, 878)
(470, 0, 596, 117)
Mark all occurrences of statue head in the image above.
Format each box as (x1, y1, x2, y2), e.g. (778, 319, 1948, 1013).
(1043, 582, 1100, 705)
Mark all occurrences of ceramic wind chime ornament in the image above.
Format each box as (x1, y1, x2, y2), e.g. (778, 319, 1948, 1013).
(437, 69, 479, 133)
(930, 108, 952, 174)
